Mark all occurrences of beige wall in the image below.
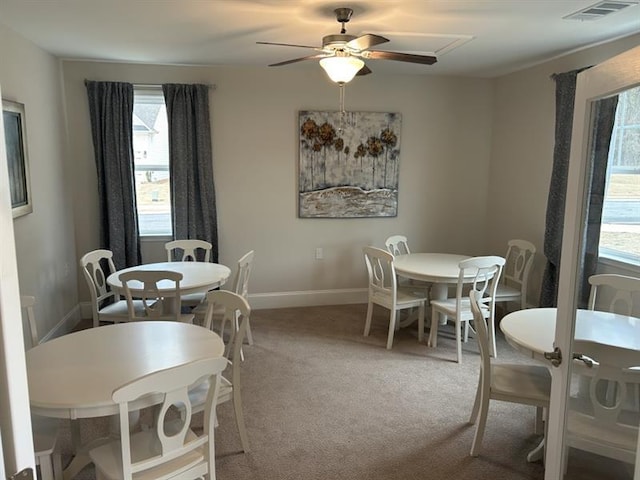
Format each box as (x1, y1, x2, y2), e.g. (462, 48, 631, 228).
(62, 61, 494, 307)
(0, 24, 79, 341)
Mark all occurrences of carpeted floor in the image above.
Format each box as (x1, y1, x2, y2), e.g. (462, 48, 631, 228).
(60, 304, 634, 479)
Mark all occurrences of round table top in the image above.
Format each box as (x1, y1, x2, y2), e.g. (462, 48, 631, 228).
(500, 308, 640, 360)
(107, 261, 231, 296)
(26, 321, 225, 419)
(393, 253, 471, 283)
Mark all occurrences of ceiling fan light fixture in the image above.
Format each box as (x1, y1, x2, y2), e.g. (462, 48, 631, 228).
(319, 56, 364, 84)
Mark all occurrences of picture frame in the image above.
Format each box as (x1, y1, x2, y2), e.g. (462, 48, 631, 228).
(2, 100, 32, 218)
(298, 111, 401, 218)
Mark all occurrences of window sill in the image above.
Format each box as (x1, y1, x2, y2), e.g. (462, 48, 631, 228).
(598, 254, 640, 276)
(140, 235, 172, 243)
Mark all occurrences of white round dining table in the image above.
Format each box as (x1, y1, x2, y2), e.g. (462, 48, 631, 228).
(500, 308, 640, 360)
(393, 253, 471, 325)
(27, 321, 225, 419)
(106, 261, 231, 297)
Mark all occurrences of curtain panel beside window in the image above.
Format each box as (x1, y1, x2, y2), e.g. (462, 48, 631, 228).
(162, 83, 219, 262)
(85, 80, 141, 270)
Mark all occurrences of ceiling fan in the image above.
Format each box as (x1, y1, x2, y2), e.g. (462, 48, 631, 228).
(257, 7, 437, 84)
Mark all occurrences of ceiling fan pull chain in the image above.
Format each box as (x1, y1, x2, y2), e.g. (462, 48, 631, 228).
(338, 83, 347, 133)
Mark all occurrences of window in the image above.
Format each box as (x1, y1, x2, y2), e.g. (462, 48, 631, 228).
(599, 86, 640, 265)
(133, 88, 172, 236)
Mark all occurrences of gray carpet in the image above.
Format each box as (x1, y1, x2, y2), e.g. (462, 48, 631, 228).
(59, 304, 633, 479)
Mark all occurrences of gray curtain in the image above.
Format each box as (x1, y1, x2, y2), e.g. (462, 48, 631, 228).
(162, 83, 218, 262)
(539, 69, 618, 307)
(85, 81, 141, 270)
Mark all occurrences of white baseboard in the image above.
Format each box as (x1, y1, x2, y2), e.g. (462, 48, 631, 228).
(248, 288, 368, 309)
(42, 304, 82, 342)
(74, 289, 368, 324)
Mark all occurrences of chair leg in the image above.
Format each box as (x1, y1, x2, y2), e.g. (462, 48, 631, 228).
(534, 406, 544, 435)
(417, 303, 425, 343)
(463, 319, 469, 342)
(364, 301, 373, 337)
(386, 309, 397, 350)
(428, 307, 439, 347)
(455, 317, 463, 364)
(53, 451, 63, 480)
(469, 388, 490, 456)
(245, 317, 254, 346)
(469, 372, 483, 424)
(488, 314, 497, 358)
(233, 388, 250, 453)
(36, 454, 54, 480)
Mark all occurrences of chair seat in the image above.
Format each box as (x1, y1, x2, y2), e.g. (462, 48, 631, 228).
(495, 283, 521, 302)
(431, 298, 489, 321)
(189, 375, 233, 412)
(100, 299, 145, 319)
(90, 418, 207, 480)
(491, 364, 551, 405)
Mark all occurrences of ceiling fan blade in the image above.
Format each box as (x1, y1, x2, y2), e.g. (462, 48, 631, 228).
(356, 65, 372, 76)
(257, 41, 318, 50)
(269, 54, 326, 67)
(366, 50, 437, 65)
(346, 34, 389, 51)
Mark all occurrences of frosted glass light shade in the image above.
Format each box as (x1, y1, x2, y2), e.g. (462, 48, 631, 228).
(319, 56, 365, 84)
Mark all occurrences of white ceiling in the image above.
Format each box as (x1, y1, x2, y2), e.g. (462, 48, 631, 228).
(1, 0, 639, 78)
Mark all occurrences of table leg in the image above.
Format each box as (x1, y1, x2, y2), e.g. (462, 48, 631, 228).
(527, 437, 545, 463)
(430, 284, 449, 326)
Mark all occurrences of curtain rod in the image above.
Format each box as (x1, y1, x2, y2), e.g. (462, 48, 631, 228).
(134, 83, 216, 90)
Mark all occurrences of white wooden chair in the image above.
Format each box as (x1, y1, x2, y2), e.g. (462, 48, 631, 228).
(80, 249, 145, 328)
(494, 239, 536, 311)
(189, 290, 251, 453)
(89, 356, 228, 480)
(362, 246, 427, 350)
(566, 340, 639, 467)
(429, 256, 505, 363)
(587, 274, 639, 315)
(384, 235, 411, 256)
(165, 239, 213, 307)
(21, 296, 63, 480)
(468, 290, 551, 457)
(119, 270, 194, 323)
(194, 250, 256, 351)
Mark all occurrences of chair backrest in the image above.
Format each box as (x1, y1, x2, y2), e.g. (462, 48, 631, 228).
(502, 239, 536, 300)
(231, 250, 255, 299)
(587, 274, 639, 316)
(569, 340, 639, 462)
(363, 246, 397, 302)
(203, 290, 251, 360)
(469, 290, 492, 386)
(80, 249, 118, 317)
(457, 256, 506, 314)
(20, 295, 39, 348)
(113, 356, 228, 480)
(119, 270, 184, 322)
(384, 235, 410, 256)
(165, 239, 212, 262)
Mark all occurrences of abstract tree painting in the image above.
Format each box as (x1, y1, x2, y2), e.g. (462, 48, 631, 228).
(298, 111, 401, 218)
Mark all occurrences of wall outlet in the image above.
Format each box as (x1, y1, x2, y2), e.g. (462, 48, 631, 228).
(315, 247, 323, 260)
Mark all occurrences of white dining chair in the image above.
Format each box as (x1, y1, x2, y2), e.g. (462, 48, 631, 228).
(194, 250, 256, 352)
(89, 356, 228, 480)
(362, 246, 427, 350)
(565, 340, 639, 468)
(468, 290, 551, 457)
(165, 239, 213, 307)
(587, 273, 639, 315)
(189, 290, 251, 453)
(119, 269, 195, 323)
(21, 296, 63, 480)
(429, 255, 505, 363)
(384, 235, 411, 256)
(80, 249, 145, 328)
(494, 239, 536, 311)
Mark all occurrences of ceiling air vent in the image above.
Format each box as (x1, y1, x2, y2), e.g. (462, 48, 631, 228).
(564, 1, 639, 20)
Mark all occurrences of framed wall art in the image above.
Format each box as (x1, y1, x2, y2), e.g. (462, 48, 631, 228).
(2, 100, 32, 218)
(298, 110, 401, 218)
